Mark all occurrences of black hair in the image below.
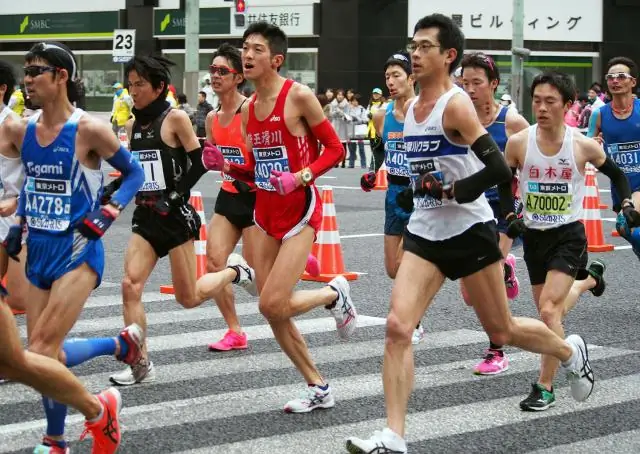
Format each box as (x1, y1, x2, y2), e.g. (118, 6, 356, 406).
(413, 14, 465, 75)
(242, 21, 288, 70)
(606, 56, 638, 79)
(25, 41, 78, 102)
(384, 50, 412, 76)
(461, 52, 500, 87)
(530, 71, 576, 104)
(578, 93, 589, 103)
(0, 61, 16, 105)
(212, 43, 245, 88)
(198, 90, 207, 98)
(124, 55, 175, 100)
(177, 93, 187, 104)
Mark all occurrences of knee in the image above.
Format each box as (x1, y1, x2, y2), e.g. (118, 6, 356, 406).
(259, 292, 286, 321)
(28, 332, 59, 358)
(122, 274, 145, 301)
(206, 252, 226, 274)
(539, 302, 563, 327)
(385, 310, 413, 345)
(175, 291, 199, 309)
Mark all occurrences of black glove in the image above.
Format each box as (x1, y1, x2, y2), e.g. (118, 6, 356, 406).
(178, 203, 202, 239)
(100, 176, 123, 205)
(396, 187, 414, 213)
(622, 202, 640, 228)
(360, 172, 376, 192)
(415, 174, 452, 200)
(76, 208, 116, 240)
(2, 225, 23, 262)
(505, 213, 527, 239)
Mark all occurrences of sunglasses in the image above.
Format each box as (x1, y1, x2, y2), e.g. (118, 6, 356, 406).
(23, 65, 57, 78)
(209, 65, 238, 76)
(605, 72, 634, 81)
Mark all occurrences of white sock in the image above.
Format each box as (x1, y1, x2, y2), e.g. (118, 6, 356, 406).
(561, 342, 578, 368)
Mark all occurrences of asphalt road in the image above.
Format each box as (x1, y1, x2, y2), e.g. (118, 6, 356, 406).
(1, 164, 639, 453)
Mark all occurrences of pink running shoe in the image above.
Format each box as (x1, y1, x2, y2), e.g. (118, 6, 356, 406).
(473, 348, 509, 375)
(305, 254, 320, 277)
(504, 254, 519, 300)
(208, 330, 248, 351)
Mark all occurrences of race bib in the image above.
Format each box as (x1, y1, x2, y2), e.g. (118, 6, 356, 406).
(132, 149, 166, 192)
(524, 181, 572, 224)
(253, 146, 290, 191)
(609, 141, 640, 174)
(408, 157, 447, 210)
(384, 141, 410, 177)
(220, 146, 244, 182)
(24, 176, 71, 232)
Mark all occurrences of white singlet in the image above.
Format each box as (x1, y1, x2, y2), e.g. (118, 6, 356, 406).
(519, 125, 585, 230)
(404, 85, 494, 241)
(0, 105, 24, 241)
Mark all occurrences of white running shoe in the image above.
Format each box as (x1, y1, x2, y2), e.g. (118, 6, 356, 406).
(284, 384, 335, 413)
(109, 359, 156, 386)
(328, 276, 358, 340)
(346, 428, 407, 453)
(412, 324, 425, 345)
(563, 334, 595, 402)
(227, 253, 258, 296)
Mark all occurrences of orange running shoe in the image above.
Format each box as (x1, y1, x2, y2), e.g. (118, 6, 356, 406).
(80, 387, 122, 453)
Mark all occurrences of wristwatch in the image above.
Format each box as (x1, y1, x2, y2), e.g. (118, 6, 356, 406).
(107, 200, 124, 211)
(301, 168, 314, 186)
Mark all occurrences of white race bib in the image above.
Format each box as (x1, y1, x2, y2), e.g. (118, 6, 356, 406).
(408, 156, 448, 210)
(253, 146, 290, 191)
(220, 146, 244, 182)
(24, 176, 72, 232)
(133, 149, 166, 192)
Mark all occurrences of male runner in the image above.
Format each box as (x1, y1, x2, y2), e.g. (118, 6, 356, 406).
(589, 57, 640, 256)
(2, 42, 146, 452)
(360, 51, 424, 344)
(0, 61, 28, 315)
(501, 71, 631, 411)
(202, 21, 358, 413)
(108, 54, 257, 386)
(346, 15, 595, 453)
(460, 52, 529, 375)
(0, 285, 123, 453)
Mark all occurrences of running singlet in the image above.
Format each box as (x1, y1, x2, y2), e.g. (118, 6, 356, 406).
(212, 102, 256, 194)
(483, 105, 508, 202)
(0, 106, 23, 201)
(599, 98, 640, 194)
(382, 101, 410, 184)
(20, 109, 103, 235)
(403, 85, 494, 241)
(519, 125, 585, 230)
(129, 107, 188, 197)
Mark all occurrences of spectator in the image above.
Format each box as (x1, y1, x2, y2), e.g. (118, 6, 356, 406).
(346, 94, 368, 169)
(176, 93, 195, 123)
(329, 88, 351, 168)
(194, 90, 213, 138)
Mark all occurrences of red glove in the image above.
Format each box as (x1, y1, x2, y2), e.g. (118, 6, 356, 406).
(360, 172, 376, 192)
(202, 141, 224, 171)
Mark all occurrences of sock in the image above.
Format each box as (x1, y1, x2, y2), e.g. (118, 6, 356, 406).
(63, 337, 118, 368)
(561, 343, 578, 368)
(42, 436, 67, 449)
(325, 284, 339, 309)
(42, 396, 68, 439)
(489, 342, 503, 351)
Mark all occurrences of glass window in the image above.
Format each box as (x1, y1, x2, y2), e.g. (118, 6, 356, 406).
(282, 52, 317, 91)
(77, 54, 122, 112)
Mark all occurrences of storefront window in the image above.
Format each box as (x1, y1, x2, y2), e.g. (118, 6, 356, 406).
(78, 54, 122, 112)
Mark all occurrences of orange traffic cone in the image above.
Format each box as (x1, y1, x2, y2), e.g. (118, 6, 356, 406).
(160, 191, 208, 294)
(301, 186, 358, 282)
(582, 165, 614, 252)
(586, 163, 608, 210)
(372, 164, 388, 191)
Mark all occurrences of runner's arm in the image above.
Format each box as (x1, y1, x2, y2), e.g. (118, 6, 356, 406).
(583, 135, 632, 206)
(370, 109, 386, 172)
(587, 108, 600, 138)
(171, 110, 209, 196)
(205, 110, 215, 143)
(497, 132, 524, 218)
(220, 102, 255, 182)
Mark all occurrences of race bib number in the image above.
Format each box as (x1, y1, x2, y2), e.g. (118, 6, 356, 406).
(220, 146, 244, 182)
(408, 157, 447, 210)
(253, 146, 290, 191)
(24, 176, 71, 232)
(132, 149, 166, 192)
(384, 141, 410, 177)
(524, 181, 572, 224)
(609, 141, 640, 174)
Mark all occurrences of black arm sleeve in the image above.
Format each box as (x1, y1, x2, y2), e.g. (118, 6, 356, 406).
(370, 136, 385, 172)
(176, 147, 208, 196)
(597, 156, 632, 204)
(498, 167, 518, 218)
(453, 133, 512, 204)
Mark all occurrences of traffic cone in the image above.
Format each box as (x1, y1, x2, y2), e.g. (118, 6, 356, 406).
(585, 163, 608, 210)
(301, 186, 358, 282)
(372, 164, 388, 191)
(582, 165, 614, 252)
(160, 191, 209, 294)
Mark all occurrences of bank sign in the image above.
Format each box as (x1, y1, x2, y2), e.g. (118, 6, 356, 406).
(154, 8, 231, 36)
(408, 0, 602, 42)
(0, 11, 118, 40)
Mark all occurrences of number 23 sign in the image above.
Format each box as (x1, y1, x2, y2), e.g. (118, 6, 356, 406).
(112, 29, 136, 63)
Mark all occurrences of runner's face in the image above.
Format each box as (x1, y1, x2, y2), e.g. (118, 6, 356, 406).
(462, 66, 496, 107)
(532, 83, 569, 129)
(409, 28, 455, 82)
(242, 34, 282, 80)
(127, 70, 164, 110)
(210, 56, 241, 95)
(385, 65, 410, 100)
(606, 63, 636, 96)
(23, 58, 64, 105)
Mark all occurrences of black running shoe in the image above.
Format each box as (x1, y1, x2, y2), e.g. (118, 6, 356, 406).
(587, 259, 606, 297)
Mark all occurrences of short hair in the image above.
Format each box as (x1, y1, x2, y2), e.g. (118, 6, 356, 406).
(124, 55, 175, 100)
(243, 21, 288, 69)
(177, 93, 187, 104)
(606, 56, 638, 79)
(461, 52, 500, 85)
(25, 42, 78, 102)
(198, 90, 207, 98)
(530, 71, 576, 104)
(212, 43, 244, 88)
(0, 61, 17, 105)
(384, 50, 412, 76)
(413, 14, 465, 74)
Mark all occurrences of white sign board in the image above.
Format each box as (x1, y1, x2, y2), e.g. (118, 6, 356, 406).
(230, 4, 315, 37)
(408, 0, 602, 42)
(112, 29, 136, 63)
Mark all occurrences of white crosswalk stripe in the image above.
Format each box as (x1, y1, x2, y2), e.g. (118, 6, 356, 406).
(1, 290, 639, 453)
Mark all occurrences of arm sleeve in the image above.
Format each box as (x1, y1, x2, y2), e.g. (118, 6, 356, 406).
(176, 147, 208, 196)
(453, 134, 512, 204)
(106, 144, 145, 208)
(587, 108, 599, 138)
(597, 155, 632, 203)
(370, 137, 385, 172)
(308, 119, 345, 178)
(498, 167, 518, 218)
